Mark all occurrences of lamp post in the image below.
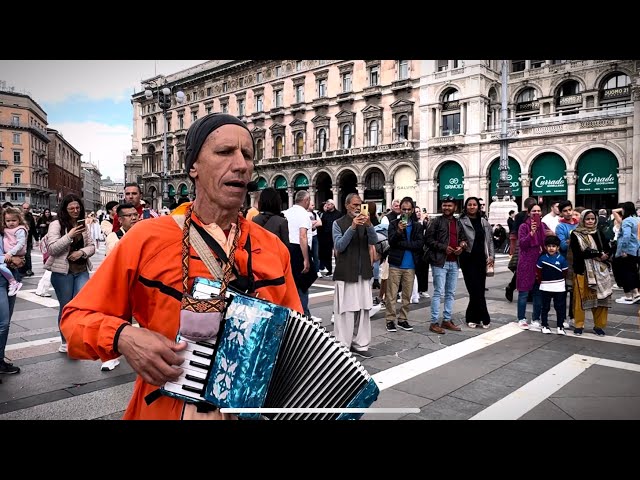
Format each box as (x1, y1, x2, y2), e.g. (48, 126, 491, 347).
(144, 83, 185, 210)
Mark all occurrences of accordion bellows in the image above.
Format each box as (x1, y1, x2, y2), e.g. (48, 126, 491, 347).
(163, 277, 380, 420)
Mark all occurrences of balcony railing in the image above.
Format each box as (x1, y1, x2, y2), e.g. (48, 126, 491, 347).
(362, 85, 382, 98)
(257, 142, 418, 164)
(312, 97, 330, 109)
(391, 79, 412, 91)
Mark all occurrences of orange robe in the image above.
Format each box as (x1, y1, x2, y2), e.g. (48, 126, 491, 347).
(60, 203, 302, 419)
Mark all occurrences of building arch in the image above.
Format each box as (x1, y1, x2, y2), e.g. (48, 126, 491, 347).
(311, 169, 334, 186)
(571, 143, 625, 171)
(593, 66, 634, 91)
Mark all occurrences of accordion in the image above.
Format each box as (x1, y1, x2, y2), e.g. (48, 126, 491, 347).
(161, 278, 379, 420)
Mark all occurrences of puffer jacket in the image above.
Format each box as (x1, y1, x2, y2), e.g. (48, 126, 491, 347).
(44, 219, 95, 274)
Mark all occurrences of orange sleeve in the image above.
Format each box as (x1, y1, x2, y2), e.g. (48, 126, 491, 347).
(60, 225, 144, 362)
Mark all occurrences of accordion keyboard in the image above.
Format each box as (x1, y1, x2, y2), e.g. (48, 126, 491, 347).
(161, 338, 216, 402)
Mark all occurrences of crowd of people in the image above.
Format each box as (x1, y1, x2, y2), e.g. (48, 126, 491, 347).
(1, 112, 639, 419)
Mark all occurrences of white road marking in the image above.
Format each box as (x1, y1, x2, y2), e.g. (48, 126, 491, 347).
(470, 354, 640, 420)
(372, 322, 524, 390)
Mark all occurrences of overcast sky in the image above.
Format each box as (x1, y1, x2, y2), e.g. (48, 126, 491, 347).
(0, 60, 206, 180)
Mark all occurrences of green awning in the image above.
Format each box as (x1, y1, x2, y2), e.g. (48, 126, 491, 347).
(179, 184, 189, 196)
(490, 157, 521, 198)
(256, 177, 268, 190)
(274, 176, 288, 190)
(168, 185, 176, 197)
(439, 162, 464, 200)
(531, 153, 566, 195)
(294, 175, 309, 188)
(577, 148, 618, 194)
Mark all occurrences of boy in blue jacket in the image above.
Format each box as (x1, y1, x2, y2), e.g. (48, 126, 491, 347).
(536, 235, 569, 335)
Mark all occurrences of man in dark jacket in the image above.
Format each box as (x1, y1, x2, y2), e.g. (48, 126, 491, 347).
(317, 199, 342, 276)
(385, 197, 424, 333)
(424, 196, 468, 334)
(19, 203, 39, 277)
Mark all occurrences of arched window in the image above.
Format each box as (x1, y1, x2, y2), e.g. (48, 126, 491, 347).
(275, 136, 283, 157)
(318, 128, 327, 152)
(515, 87, 539, 120)
(441, 88, 460, 136)
(397, 115, 409, 141)
(516, 88, 537, 103)
(256, 139, 264, 160)
(296, 132, 304, 155)
(600, 73, 631, 108)
(368, 120, 379, 146)
(556, 80, 582, 116)
(342, 124, 351, 149)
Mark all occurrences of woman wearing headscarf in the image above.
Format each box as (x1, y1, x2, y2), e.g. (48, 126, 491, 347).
(570, 209, 613, 336)
(458, 197, 495, 328)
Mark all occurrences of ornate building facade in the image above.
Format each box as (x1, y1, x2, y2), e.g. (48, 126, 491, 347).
(418, 60, 639, 214)
(131, 60, 421, 213)
(46, 128, 82, 209)
(0, 90, 51, 210)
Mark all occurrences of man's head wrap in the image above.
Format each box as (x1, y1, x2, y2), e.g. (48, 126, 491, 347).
(184, 113, 254, 176)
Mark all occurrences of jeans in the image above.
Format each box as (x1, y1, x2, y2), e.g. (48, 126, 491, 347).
(517, 282, 541, 321)
(297, 287, 310, 317)
(51, 271, 90, 343)
(311, 236, 320, 273)
(0, 270, 20, 359)
(372, 260, 380, 281)
(431, 261, 459, 324)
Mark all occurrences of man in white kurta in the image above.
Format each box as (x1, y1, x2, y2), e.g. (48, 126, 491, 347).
(332, 193, 377, 359)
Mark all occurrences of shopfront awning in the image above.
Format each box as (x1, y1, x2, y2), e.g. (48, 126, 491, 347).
(274, 176, 288, 190)
(294, 175, 309, 188)
(256, 177, 268, 190)
(531, 153, 567, 195)
(577, 148, 618, 194)
(439, 162, 464, 200)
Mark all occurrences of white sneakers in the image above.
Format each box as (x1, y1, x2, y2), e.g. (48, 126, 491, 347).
(529, 321, 541, 331)
(518, 319, 529, 329)
(467, 322, 478, 328)
(615, 297, 635, 304)
(101, 358, 120, 371)
(35, 292, 52, 297)
(58, 343, 68, 353)
(557, 327, 566, 335)
(541, 326, 552, 334)
(8, 282, 22, 297)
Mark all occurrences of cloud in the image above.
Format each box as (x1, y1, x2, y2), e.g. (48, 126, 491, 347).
(0, 60, 207, 104)
(53, 121, 132, 181)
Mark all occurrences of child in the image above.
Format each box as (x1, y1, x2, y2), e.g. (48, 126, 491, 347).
(536, 235, 569, 334)
(1, 207, 27, 296)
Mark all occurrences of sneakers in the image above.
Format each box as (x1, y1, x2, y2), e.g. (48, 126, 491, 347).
(58, 343, 68, 353)
(373, 297, 380, 306)
(441, 320, 461, 331)
(101, 358, 120, 371)
(557, 327, 566, 335)
(386, 321, 397, 332)
(310, 315, 323, 324)
(563, 321, 570, 329)
(467, 322, 478, 328)
(7, 282, 22, 297)
(573, 327, 583, 336)
(330, 314, 334, 323)
(419, 292, 431, 298)
(615, 297, 635, 304)
(397, 320, 413, 331)
(505, 286, 514, 303)
(410, 296, 420, 304)
(350, 348, 373, 359)
(0, 360, 20, 374)
(518, 319, 529, 329)
(593, 327, 606, 337)
(482, 323, 490, 329)
(529, 320, 541, 331)
(35, 292, 52, 297)
(429, 323, 445, 334)
(541, 326, 552, 334)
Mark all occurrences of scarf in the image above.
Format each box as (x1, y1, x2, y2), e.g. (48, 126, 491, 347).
(572, 209, 612, 306)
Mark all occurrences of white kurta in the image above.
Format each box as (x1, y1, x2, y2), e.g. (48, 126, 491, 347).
(333, 276, 373, 351)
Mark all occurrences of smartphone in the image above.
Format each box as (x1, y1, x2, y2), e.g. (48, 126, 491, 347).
(360, 204, 369, 217)
(76, 219, 85, 226)
(531, 212, 541, 225)
(401, 213, 409, 223)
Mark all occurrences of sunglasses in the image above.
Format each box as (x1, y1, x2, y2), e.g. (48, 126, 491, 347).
(441, 195, 456, 202)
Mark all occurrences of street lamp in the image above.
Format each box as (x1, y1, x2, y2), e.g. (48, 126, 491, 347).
(144, 83, 185, 209)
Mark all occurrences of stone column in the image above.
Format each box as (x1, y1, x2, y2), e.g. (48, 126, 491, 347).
(357, 182, 365, 201)
(520, 174, 530, 208)
(331, 186, 339, 209)
(308, 186, 317, 206)
(566, 170, 576, 206)
(632, 86, 640, 205)
(384, 182, 393, 210)
(287, 187, 294, 208)
(461, 102, 467, 135)
(435, 106, 442, 136)
(249, 191, 259, 208)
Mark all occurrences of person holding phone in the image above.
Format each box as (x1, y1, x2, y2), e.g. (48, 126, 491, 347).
(44, 194, 95, 352)
(516, 203, 551, 330)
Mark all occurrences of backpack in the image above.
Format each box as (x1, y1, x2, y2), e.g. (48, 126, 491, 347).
(374, 223, 390, 260)
(599, 218, 616, 245)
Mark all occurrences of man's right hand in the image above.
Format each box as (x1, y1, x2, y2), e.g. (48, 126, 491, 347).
(116, 326, 187, 386)
(446, 246, 455, 255)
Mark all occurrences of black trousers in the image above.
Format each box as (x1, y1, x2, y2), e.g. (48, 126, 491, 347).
(19, 241, 33, 273)
(541, 290, 566, 328)
(318, 242, 334, 274)
(416, 258, 430, 292)
(614, 255, 640, 293)
(459, 253, 490, 325)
